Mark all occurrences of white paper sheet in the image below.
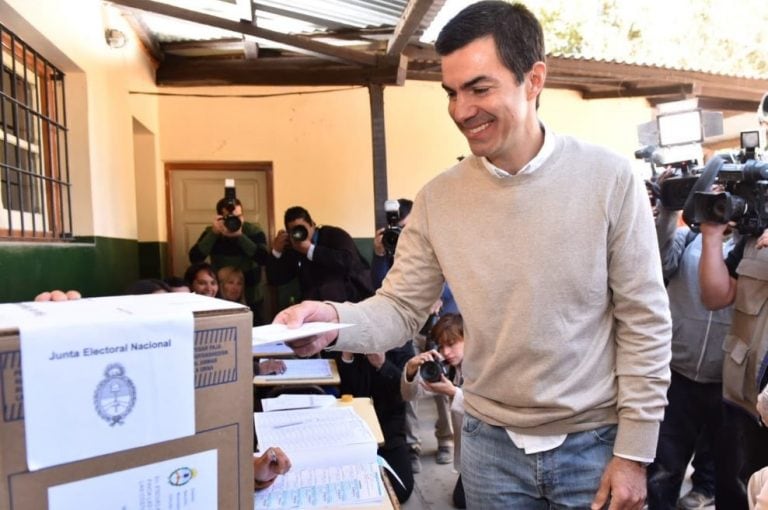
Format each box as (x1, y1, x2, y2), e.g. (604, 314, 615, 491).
(253, 407, 384, 509)
(256, 359, 333, 380)
(252, 341, 294, 356)
(48, 449, 218, 510)
(260, 394, 337, 412)
(253, 461, 384, 510)
(20, 308, 196, 470)
(254, 407, 377, 466)
(252, 323, 353, 345)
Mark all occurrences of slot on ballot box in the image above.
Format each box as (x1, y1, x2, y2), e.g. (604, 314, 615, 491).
(0, 293, 255, 510)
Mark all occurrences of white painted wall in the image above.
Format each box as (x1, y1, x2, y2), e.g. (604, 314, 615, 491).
(1, 0, 159, 240)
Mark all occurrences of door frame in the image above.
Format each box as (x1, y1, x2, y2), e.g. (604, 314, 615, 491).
(164, 161, 275, 277)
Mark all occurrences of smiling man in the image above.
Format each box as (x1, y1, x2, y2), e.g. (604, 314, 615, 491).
(274, 2, 671, 509)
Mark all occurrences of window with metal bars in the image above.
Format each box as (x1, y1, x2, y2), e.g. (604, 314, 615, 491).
(0, 23, 72, 240)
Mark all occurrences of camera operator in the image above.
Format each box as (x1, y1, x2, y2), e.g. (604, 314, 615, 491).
(401, 313, 466, 509)
(188, 195, 269, 324)
(699, 222, 768, 503)
(648, 170, 741, 510)
(265, 206, 372, 303)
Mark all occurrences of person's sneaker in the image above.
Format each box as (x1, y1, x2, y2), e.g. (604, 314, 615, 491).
(436, 446, 453, 465)
(409, 449, 422, 474)
(677, 489, 715, 509)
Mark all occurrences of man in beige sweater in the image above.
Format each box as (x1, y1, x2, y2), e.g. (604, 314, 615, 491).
(275, 2, 671, 509)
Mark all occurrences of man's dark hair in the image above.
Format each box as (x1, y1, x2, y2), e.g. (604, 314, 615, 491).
(284, 206, 314, 225)
(397, 198, 413, 220)
(215, 197, 242, 215)
(184, 262, 216, 286)
(435, 1, 545, 85)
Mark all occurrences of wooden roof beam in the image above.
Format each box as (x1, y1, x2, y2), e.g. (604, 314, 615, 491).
(582, 83, 695, 100)
(109, 0, 377, 66)
(122, 11, 163, 62)
(156, 54, 408, 86)
(387, 0, 435, 57)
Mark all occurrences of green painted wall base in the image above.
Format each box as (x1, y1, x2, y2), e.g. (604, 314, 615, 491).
(0, 236, 373, 304)
(138, 241, 168, 280)
(0, 236, 140, 302)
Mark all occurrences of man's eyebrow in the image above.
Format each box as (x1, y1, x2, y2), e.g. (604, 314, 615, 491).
(441, 75, 492, 93)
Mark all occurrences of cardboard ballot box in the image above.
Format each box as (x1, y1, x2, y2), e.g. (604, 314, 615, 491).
(0, 293, 253, 510)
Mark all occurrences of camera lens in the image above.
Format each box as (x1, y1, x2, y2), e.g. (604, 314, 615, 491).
(382, 226, 401, 253)
(289, 225, 308, 242)
(223, 214, 242, 233)
(419, 360, 444, 383)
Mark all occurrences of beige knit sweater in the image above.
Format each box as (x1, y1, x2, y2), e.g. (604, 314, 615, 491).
(333, 133, 672, 460)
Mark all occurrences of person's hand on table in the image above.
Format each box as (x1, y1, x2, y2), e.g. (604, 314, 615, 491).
(258, 359, 286, 375)
(253, 447, 291, 490)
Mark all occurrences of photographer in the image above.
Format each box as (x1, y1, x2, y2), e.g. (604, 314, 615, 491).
(401, 313, 466, 509)
(699, 222, 768, 503)
(188, 194, 269, 324)
(648, 169, 740, 510)
(265, 206, 372, 303)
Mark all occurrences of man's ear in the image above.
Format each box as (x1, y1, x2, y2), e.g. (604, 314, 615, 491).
(526, 61, 547, 101)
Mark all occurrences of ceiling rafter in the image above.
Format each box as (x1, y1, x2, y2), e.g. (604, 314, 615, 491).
(109, 0, 377, 66)
(386, 0, 434, 57)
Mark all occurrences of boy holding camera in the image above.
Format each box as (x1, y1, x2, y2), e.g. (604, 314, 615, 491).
(401, 313, 466, 508)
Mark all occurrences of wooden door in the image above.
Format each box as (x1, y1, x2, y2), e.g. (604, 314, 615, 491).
(166, 161, 273, 292)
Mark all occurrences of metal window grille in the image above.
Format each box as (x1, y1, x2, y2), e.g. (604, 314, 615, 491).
(0, 23, 72, 240)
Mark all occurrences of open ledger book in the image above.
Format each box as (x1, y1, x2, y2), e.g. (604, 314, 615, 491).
(253, 406, 385, 509)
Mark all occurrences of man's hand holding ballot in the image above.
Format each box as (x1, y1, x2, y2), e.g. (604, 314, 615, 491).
(273, 301, 340, 357)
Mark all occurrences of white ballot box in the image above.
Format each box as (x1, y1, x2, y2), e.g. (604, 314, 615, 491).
(0, 293, 254, 510)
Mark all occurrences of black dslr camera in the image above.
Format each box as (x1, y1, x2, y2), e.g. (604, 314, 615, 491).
(381, 199, 402, 256)
(420, 357, 450, 383)
(221, 179, 242, 233)
(289, 225, 309, 242)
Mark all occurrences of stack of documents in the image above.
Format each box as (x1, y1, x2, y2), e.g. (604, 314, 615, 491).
(253, 407, 384, 509)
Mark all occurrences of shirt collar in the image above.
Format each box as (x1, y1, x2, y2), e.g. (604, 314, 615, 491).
(482, 124, 553, 178)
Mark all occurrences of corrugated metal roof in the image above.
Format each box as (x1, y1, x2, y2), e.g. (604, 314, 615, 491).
(139, 0, 443, 47)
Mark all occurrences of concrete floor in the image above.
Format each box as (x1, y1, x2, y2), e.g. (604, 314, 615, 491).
(401, 395, 459, 510)
(399, 395, 711, 510)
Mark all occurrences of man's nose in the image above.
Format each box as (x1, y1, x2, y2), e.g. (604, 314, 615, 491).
(451, 94, 477, 124)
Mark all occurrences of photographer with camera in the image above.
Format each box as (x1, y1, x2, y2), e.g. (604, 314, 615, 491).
(699, 220, 768, 505)
(265, 206, 372, 303)
(188, 181, 269, 324)
(402, 313, 466, 508)
(647, 169, 741, 510)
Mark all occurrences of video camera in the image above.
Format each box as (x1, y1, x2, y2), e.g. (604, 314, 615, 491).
(644, 94, 768, 237)
(381, 199, 402, 256)
(683, 153, 768, 237)
(221, 179, 242, 233)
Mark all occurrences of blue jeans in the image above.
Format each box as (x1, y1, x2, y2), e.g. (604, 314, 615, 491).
(461, 413, 615, 509)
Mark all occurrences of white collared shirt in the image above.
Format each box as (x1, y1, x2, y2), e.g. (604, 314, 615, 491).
(481, 123, 554, 178)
